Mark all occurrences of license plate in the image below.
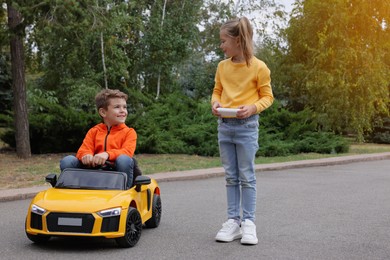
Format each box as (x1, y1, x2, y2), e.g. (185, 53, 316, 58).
(58, 217, 82, 226)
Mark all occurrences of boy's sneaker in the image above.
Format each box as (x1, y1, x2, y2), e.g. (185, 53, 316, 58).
(240, 219, 258, 245)
(215, 219, 242, 242)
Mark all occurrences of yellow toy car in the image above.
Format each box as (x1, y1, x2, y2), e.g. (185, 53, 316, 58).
(25, 167, 161, 248)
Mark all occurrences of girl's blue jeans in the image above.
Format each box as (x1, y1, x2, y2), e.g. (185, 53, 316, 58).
(218, 114, 259, 222)
(60, 154, 134, 188)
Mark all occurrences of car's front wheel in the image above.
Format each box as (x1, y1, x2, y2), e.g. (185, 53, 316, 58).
(26, 232, 50, 244)
(116, 207, 142, 248)
(25, 218, 51, 244)
(145, 194, 162, 228)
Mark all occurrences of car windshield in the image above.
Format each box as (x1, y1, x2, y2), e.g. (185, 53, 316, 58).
(55, 169, 127, 190)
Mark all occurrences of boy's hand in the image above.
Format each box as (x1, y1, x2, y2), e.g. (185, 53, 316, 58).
(81, 154, 94, 166)
(92, 152, 108, 167)
(81, 152, 109, 167)
(92, 152, 109, 167)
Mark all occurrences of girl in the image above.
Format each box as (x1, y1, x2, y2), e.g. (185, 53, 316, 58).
(211, 17, 274, 245)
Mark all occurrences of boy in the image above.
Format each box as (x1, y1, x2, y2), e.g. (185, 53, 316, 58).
(60, 88, 137, 188)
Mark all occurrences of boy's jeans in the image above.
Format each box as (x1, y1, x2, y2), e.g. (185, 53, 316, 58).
(60, 154, 134, 188)
(218, 115, 259, 222)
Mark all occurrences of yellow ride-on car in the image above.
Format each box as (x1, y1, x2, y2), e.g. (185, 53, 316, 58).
(25, 166, 161, 248)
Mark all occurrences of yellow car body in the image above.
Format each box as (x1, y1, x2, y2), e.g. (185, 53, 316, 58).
(25, 168, 161, 247)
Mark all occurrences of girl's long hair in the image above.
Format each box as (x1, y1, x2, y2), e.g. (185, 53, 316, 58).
(221, 17, 254, 67)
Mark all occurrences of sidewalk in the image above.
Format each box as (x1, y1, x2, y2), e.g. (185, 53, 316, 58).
(1, 152, 390, 203)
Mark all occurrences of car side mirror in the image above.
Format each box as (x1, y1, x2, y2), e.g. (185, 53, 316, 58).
(45, 173, 57, 187)
(134, 175, 151, 192)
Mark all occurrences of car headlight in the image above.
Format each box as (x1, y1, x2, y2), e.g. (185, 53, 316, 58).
(97, 207, 121, 218)
(31, 204, 46, 215)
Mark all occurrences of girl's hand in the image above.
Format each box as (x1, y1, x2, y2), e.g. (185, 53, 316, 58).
(212, 101, 222, 116)
(237, 104, 257, 118)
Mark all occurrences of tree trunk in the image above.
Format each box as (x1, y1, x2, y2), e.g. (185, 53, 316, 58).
(155, 0, 168, 100)
(100, 32, 108, 89)
(7, 2, 31, 158)
(155, 72, 161, 100)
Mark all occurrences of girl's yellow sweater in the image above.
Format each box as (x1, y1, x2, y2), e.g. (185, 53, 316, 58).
(212, 56, 274, 113)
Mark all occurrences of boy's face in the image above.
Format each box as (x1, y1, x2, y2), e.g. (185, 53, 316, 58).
(99, 97, 128, 127)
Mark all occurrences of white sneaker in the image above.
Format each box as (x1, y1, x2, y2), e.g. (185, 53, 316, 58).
(240, 219, 258, 245)
(215, 219, 242, 242)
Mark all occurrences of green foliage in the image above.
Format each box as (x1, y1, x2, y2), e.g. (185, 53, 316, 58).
(66, 83, 102, 113)
(130, 92, 218, 156)
(3, 0, 365, 157)
(177, 54, 218, 100)
(28, 104, 99, 153)
(295, 132, 349, 154)
(0, 92, 350, 156)
(130, 95, 348, 157)
(284, 0, 390, 140)
(139, 0, 204, 97)
(258, 101, 349, 156)
(0, 53, 12, 117)
(367, 116, 390, 144)
(1, 100, 99, 153)
(260, 139, 297, 157)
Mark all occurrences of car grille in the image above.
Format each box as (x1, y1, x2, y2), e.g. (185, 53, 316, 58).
(46, 213, 95, 233)
(101, 216, 120, 232)
(30, 213, 43, 230)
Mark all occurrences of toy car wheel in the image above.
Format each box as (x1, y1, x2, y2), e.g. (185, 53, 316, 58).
(26, 232, 50, 244)
(145, 194, 162, 228)
(25, 218, 50, 244)
(116, 207, 142, 248)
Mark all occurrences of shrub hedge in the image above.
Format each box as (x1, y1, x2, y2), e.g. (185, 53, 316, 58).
(1, 92, 350, 156)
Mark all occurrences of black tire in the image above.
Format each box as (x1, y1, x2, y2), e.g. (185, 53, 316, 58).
(25, 218, 50, 244)
(115, 207, 142, 248)
(145, 194, 162, 228)
(26, 232, 50, 244)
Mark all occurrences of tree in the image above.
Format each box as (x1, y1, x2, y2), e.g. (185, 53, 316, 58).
(0, 5, 12, 115)
(140, 0, 203, 98)
(6, 0, 31, 158)
(284, 0, 390, 140)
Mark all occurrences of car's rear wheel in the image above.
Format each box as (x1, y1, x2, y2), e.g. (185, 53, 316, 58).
(116, 207, 142, 248)
(145, 194, 162, 228)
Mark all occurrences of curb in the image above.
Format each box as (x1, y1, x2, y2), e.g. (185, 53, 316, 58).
(1, 152, 390, 203)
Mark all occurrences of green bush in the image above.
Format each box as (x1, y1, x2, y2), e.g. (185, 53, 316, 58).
(258, 102, 349, 156)
(1, 92, 350, 157)
(259, 139, 296, 157)
(368, 117, 390, 144)
(29, 105, 98, 153)
(295, 132, 349, 154)
(131, 93, 219, 156)
(1, 101, 99, 153)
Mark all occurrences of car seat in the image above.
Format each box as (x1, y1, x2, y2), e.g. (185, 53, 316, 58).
(101, 157, 142, 188)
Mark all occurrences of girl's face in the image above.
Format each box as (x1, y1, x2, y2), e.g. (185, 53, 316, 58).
(99, 97, 128, 127)
(219, 29, 241, 59)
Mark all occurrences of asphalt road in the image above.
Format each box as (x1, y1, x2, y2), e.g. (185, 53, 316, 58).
(1, 160, 390, 260)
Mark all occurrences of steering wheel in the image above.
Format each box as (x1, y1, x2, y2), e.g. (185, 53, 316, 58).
(99, 161, 116, 171)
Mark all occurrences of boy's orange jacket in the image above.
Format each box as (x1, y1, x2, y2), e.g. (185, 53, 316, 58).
(76, 123, 137, 161)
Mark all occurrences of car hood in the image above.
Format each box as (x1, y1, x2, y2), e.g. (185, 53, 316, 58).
(32, 188, 129, 212)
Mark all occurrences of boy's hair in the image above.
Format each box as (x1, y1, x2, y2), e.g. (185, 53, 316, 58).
(95, 89, 128, 110)
(221, 17, 254, 67)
